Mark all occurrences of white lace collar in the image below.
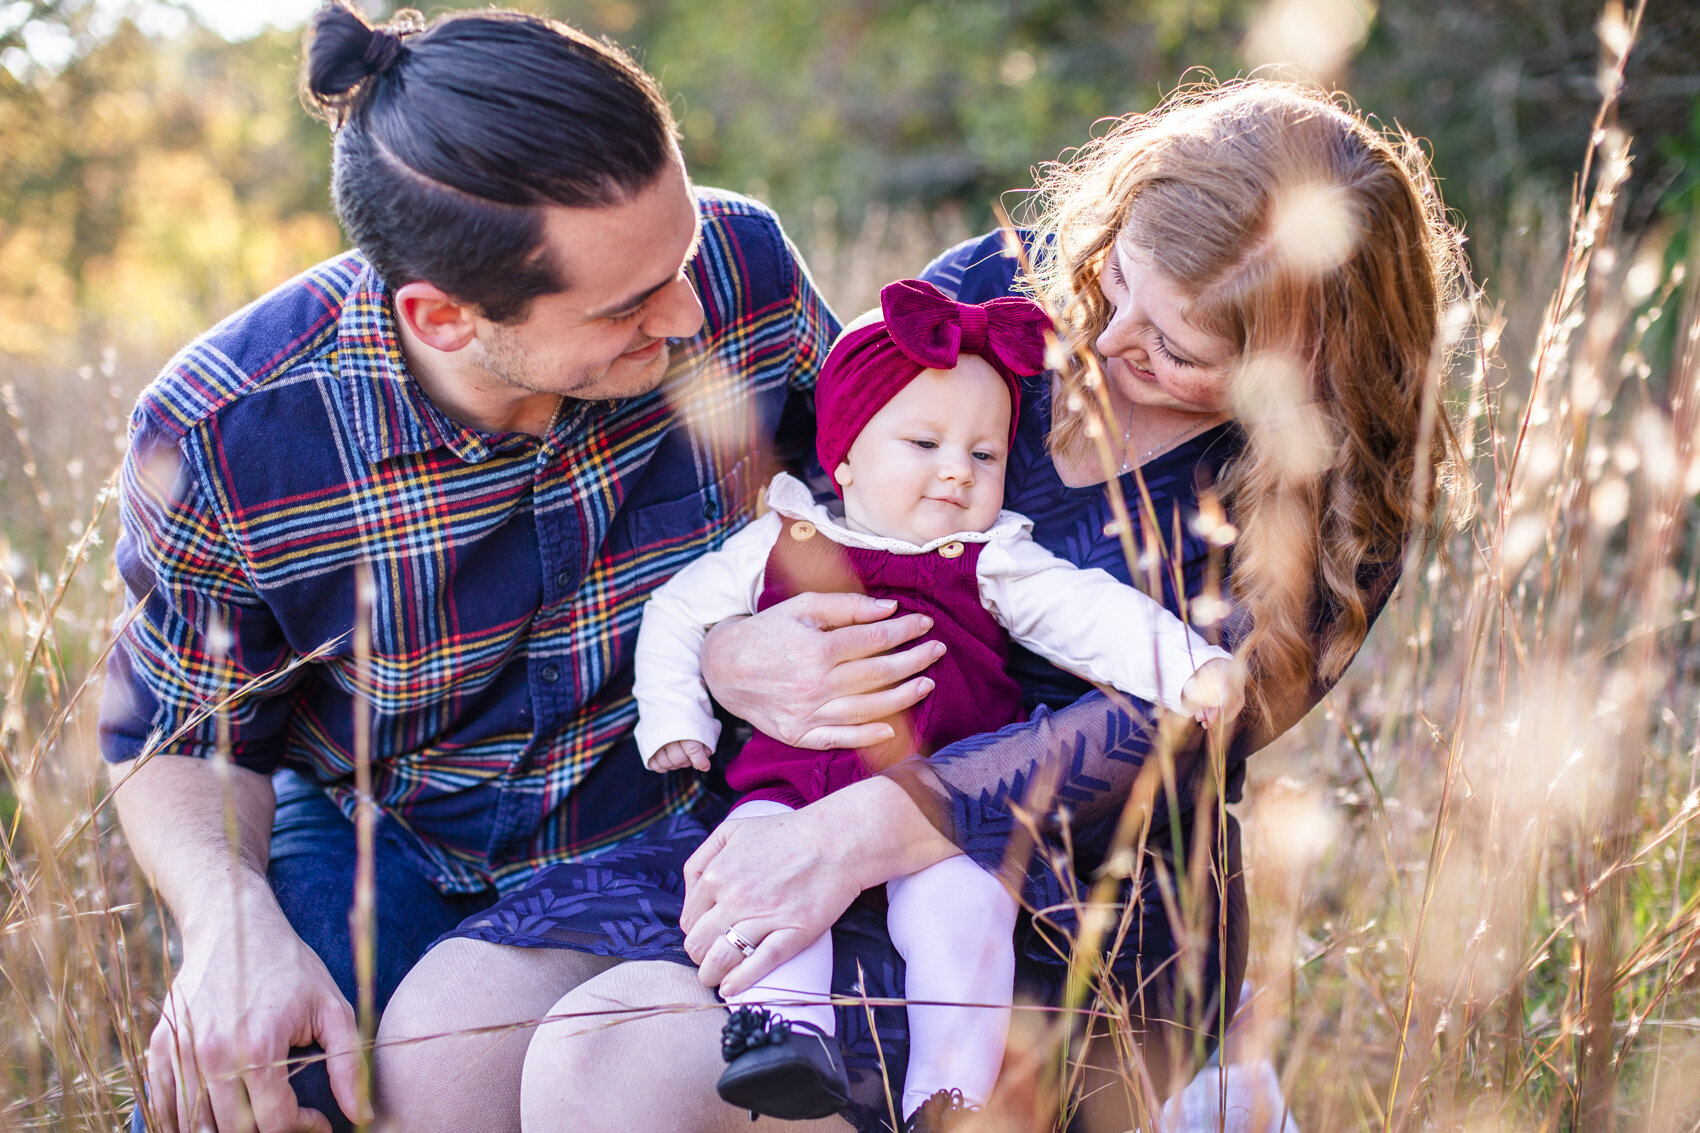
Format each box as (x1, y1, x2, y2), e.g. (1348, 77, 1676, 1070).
(762, 472, 1032, 554)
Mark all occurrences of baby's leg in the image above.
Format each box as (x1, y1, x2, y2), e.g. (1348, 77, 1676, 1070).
(886, 854, 1018, 1119)
(720, 799, 836, 1036)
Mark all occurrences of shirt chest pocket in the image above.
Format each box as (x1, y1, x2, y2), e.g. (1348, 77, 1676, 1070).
(605, 450, 759, 562)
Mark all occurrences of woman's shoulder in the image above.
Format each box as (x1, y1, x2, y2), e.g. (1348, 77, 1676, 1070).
(919, 230, 1038, 303)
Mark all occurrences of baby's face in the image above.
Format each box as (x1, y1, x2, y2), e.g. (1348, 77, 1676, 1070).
(835, 356, 1011, 545)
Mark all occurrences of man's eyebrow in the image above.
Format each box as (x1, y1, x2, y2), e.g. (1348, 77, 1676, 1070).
(585, 216, 705, 319)
(586, 277, 671, 320)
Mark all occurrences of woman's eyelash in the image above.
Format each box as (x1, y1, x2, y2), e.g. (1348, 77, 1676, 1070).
(1154, 335, 1194, 368)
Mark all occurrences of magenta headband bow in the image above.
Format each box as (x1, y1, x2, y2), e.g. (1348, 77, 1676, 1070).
(814, 278, 1052, 491)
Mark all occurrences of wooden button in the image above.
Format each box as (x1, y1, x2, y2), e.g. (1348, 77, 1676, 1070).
(789, 521, 816, 541)
(938, 540, 965, 559)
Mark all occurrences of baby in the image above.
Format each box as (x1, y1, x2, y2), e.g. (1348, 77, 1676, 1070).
(633, 278, 1242, 1132)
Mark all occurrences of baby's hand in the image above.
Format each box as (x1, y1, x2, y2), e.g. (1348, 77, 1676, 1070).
(1181, 658, 1246, 731)
(651, 739, 714, 773)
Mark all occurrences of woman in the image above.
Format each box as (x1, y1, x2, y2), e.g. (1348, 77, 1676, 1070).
(375, 79, 1462, 1132)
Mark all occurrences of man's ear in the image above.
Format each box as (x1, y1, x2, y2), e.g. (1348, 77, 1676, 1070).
(393, 282, 479, 352)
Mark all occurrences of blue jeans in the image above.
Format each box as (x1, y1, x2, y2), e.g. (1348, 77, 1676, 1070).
(132, 770, 495, 1133)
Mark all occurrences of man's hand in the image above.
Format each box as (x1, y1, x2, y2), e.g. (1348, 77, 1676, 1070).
(110, 755, 371, 1132)
(147, 885, 366, 1133)
(700, 592, 941, 750)
(649, 739, 713, 773)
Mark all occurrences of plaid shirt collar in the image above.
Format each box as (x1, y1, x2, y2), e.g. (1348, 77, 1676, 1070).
(333, 262, 523, 466)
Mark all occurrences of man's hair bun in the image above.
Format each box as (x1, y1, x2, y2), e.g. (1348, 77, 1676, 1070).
(300, 4, 422, 123)
(296, 4, 677, 324)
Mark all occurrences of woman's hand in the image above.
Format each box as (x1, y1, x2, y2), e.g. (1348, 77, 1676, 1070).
(680, 779, 958, 995)
(700, 592, 943, 750)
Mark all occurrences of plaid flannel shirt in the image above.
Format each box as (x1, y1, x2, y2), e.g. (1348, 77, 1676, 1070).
(100, 189, 837, 894)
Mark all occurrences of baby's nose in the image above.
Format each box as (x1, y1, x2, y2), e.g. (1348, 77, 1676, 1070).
(939, 455, 973, 481)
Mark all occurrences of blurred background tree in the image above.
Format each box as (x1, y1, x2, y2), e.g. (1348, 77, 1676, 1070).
(2, 0, 1693, 360)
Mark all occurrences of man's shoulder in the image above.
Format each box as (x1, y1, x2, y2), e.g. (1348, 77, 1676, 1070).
(690, 188, 797, 278)
(135, 252, 367, 444)
(693, 186, 785, 229)
(688, 188, 815, 334)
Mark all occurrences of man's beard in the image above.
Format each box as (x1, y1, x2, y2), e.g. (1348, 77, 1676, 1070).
(472, 323, 671, 401)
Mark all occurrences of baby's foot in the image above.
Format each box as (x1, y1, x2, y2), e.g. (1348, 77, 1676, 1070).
(716, 1005, 849, 1120)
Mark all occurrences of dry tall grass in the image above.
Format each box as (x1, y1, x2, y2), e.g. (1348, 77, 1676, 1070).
(4, 31, 1700, 1133)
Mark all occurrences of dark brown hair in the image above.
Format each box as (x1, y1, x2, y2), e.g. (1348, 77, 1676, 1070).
(301, 4, 679, 323)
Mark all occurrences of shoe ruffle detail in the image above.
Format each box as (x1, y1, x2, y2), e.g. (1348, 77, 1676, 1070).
(719, 1005, 793, 1062)
(904, 1088, 976, 1132)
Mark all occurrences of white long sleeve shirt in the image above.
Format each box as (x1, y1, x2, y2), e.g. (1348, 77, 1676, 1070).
(633, 472, 1231, 766)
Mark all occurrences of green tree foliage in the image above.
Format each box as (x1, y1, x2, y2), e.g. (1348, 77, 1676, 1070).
(619, 0, 1255, 226)
(1, 4, 339, 356)
(0, 0, 1693, 358)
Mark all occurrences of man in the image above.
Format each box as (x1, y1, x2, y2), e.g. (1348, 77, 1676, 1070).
(100, 7, 931, 1131)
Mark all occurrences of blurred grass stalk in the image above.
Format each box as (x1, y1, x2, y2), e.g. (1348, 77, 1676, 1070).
(6, 14, 1700, 1132)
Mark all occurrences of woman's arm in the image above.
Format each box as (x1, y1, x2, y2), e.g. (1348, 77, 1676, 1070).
(680, 775, 955, 994)
(678, 690, 1204, 992)
(683, 557, 1404, 991)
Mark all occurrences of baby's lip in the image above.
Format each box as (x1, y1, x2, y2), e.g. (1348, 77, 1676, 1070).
(925, 495, 968, 508)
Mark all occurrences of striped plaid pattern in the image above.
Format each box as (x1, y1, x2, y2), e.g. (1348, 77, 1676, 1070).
(101, 190, 838, 894)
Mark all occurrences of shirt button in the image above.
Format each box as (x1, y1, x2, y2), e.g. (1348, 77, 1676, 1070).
(702, 497, 719, 520)
(938, 540, 965, 559)
(556, 570, 571, 588)
(540, 664, 561, 684)
(789, 521, 816, 542)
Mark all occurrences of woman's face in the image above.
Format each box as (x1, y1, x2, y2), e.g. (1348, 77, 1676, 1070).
(1095, 240, 1238, 415)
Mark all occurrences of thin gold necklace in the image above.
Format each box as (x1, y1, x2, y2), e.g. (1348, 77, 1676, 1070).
(1115, 403, 1219, 473)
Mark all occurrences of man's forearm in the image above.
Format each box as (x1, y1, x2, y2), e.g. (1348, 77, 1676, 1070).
(109, 754, 285, 943)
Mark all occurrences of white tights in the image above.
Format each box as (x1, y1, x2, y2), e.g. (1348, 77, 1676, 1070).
(722, 800, 1018, 1120)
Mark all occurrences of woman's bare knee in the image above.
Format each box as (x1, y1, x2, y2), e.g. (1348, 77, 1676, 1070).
(519, 960, 849, 1133)
(375, 938, 618, 1133)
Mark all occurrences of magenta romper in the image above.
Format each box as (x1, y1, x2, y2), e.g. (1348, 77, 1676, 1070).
(726, 521, 1025, 808)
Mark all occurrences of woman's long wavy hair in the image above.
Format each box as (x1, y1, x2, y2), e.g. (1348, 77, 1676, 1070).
(1026, 79, 1468, 729)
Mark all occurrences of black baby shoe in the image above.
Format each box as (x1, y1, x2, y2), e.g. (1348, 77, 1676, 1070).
(903, 1088, 977, 1133)
(716, 1005, 850, 1120)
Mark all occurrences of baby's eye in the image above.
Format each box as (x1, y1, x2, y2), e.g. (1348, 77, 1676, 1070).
(972, 450, 1001, 463)
(908, 438, 939, 450)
